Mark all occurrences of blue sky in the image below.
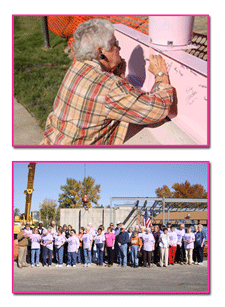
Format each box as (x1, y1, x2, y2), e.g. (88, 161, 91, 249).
(13, 162, 209, 213)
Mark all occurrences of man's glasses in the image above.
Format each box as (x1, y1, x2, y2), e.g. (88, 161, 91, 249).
(111, 40, 120, 48)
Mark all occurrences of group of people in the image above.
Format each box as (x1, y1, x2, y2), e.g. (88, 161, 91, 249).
(16, 220, 206, 269)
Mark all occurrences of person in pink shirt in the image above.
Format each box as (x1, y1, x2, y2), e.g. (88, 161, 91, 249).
(183, 226, 195, 265)
(168, 226, 177, 265)
(105, 227, 115, 266)
(142, 227, 155, 267)
(81, 226, 93, 267)
(54, 229, 66, 267)
(41, 227, 53, 267)
(94, 228, 105, 266)
(88, 223, 96, 236)
(29, 227, 41, 267)
(66, 229, 80, 267)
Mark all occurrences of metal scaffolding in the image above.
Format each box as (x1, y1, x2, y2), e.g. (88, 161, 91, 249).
(110, 196, 208, 225)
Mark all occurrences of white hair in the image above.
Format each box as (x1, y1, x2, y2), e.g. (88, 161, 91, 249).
(73, 19, 115, 61)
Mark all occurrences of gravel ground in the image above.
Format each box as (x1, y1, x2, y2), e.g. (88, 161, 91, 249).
(13, 260, 209, 293)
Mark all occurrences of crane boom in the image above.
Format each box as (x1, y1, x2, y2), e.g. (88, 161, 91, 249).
(24, 163, 36, 221)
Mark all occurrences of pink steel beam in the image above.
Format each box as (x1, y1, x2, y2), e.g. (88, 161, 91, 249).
(114, 23, 208, 145)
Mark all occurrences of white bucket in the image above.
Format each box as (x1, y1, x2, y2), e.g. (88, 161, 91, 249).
(149, 16, 195, 47)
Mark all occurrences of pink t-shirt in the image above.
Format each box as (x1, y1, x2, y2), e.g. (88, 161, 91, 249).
(54, 234, 65, 246)
(82, 233, 93, 249)
(24, 229, 32, 236)
(175, 228, 185, 244)
(105, 232, 116, 247)
(138, 232, 146, 241)
(184, 232, 195, 249)
(30, 234, 41, 249)
(24, 229, 32, 245)
(66, 236, 80, 252)
(168, 231, 178, 247)
(89, 228, 96, 236)
(94, 234, 105, 245)
(142, 233, 155, 251)
(42, 233, 53, 250)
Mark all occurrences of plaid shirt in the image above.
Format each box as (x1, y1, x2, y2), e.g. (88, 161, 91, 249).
(41, 60, 173, 145)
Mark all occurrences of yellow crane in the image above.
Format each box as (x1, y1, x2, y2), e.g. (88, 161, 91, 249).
(14, 163, 38, 236)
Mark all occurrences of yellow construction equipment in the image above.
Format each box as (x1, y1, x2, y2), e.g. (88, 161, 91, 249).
(14, 163, 38, 237)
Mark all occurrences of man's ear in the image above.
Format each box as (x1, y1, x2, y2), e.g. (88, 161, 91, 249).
(96, 46, 103, 59)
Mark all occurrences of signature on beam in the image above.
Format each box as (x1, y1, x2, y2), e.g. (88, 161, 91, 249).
(186, 86, 198, 105)
(166, 62, 173, 73)
(174, 67, 184, 77)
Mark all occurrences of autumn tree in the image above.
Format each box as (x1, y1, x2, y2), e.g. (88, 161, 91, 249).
(39, 198, 58, 227)
(155, 185, 173, 198)
(155, 181, 207, 210)
(172, 181, 207, 199)
(58, 176, 101, 209)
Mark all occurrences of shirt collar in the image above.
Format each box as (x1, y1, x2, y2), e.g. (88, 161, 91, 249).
(84, 59, 102, 71)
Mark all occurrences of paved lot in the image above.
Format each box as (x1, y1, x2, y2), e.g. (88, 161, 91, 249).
(13, 97, 44, 146)
(13, 261, 208, 293)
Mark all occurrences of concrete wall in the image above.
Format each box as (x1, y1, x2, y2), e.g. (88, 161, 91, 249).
(60, 207, 140, 231)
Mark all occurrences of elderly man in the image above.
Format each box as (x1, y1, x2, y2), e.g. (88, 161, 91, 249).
(51, 221, 57, 235)
(41, 18, 173, 145)
(116, 225, 129, 267)
(23, 222, 32, 263)
(17, 226, 29, 268)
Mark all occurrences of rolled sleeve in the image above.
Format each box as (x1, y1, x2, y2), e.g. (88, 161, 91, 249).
(105, 78, 173, 125)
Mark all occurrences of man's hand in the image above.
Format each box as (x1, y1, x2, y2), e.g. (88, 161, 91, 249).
(148, 54, 168, 76)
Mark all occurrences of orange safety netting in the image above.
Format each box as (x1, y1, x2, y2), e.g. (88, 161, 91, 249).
(99, 15, 148, 34)
(48, 16, 94, 38)
(48, 16, 95, 56)
(47, 15, 149, 56)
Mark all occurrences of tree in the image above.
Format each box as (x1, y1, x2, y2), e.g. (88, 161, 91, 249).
(172, 181, 207, 199)
(155, 185, 173, 198)
(155, 181, 207, 199)
(58, 176, 101, 209)
(155, 181, 207, 210)
(14, 208, 21, 220)
(39, 198, 58, 227)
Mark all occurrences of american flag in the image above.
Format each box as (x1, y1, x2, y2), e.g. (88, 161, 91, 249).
(142, 208, 152, 228)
